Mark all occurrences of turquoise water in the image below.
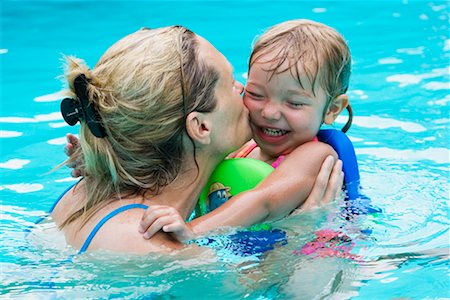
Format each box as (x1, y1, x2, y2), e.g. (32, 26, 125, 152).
(1, 1, 449, 299)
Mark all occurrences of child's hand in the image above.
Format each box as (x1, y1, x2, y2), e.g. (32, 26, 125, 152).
(64, 133, 84, 177)
(301, 156, 344, 210)
(139, 205, 194, 243)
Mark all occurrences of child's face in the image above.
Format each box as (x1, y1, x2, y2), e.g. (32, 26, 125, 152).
(244, 57, 328, 157)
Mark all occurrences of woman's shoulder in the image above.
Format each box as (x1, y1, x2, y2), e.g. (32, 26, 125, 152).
(51, 181, 85, 228)
(52, 184, 183, 254)
(84, 205, 184, 254)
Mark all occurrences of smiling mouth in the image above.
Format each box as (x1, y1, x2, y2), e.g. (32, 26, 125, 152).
(261, 127, 289, 137)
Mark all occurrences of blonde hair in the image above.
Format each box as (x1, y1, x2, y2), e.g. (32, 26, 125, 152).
(61, 26, 219, 228)
(249, 19, 352, 127)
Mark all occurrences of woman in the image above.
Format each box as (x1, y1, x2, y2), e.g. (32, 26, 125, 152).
(53, 26, 341, 254)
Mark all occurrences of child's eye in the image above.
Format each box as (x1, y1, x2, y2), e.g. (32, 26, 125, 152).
(245, 90, 264, 99)
(288, 101, 304, 108)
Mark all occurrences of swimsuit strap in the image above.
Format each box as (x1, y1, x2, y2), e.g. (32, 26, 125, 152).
(79, 203, 149, 254)
(234, 137, 318, 168)
(270, 155, 285, 168)
(234, 141, 285, 168)
(233, 141, 258, 158)
(49, 181, 80, 213)
(25, 181, 81, 235)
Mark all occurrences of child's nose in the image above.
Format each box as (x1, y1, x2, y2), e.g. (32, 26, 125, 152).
(261, 102, 281, 120)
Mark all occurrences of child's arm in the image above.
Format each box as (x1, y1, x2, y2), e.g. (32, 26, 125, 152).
(188, 141, 338, 234)
(140, 141, 339, 239)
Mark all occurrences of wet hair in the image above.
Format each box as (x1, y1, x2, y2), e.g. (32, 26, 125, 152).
(61, 26, 219, 228)
(249, 19, 353, 131)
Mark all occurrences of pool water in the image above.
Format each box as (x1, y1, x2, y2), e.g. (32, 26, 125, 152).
(1, 1, 449, 299)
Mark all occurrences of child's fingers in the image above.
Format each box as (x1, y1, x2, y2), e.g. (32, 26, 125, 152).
(139, 205, 180, 236)
(66, 156, 78, 169)
(139, 205, 167, 233)
(71, 169, 82, 178)
(143, 215, 176, 239)
(162, 220, 185, 234)
(163, 221, 193, 242)
(66, 133, 79, 146)
(65, 134, 80, 157)
(64, 143, 72, 156)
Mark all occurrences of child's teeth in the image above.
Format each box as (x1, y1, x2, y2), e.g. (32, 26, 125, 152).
(263, 128, 286, 136)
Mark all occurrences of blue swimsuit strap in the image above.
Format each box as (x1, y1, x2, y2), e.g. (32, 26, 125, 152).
(25, 181, 81, 235)
(49, 181, 80, 213)
(78, 203, 149, 254)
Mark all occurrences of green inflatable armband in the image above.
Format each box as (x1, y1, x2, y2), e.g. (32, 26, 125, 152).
(198, 158, 274, 216)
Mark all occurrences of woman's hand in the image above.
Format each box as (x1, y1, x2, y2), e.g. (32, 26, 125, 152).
(64, 133, 84, 177)
(299, 156, 344, 211)
(139, 205, 194, 242)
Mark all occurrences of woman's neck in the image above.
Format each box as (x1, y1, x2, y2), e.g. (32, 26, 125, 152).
(151, 153, 220, 220)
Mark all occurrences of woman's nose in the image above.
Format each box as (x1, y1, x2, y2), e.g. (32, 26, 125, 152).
(236, 81, 245, 94)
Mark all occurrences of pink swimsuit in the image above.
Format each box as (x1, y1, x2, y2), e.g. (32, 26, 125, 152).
(232, 137, 318, 168)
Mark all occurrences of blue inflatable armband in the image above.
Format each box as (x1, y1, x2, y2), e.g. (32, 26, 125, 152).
(318, 129, 381, 214)
(317, 129, 360, 199)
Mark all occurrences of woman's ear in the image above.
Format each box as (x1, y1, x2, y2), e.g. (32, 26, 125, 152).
(185, 112, 212, 145)
(323, 94, 348, 125)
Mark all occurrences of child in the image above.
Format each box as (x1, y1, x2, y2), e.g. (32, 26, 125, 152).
(197, 19, 367, 215)
(232, 19, 350, 168)
(223, 20, 379, 215)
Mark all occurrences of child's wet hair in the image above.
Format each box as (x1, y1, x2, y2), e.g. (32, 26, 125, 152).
(249, 19, 352, 126)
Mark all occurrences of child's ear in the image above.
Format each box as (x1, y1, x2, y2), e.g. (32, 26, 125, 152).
(185, 112, 212, 145)
(323, 94, 348, 125)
